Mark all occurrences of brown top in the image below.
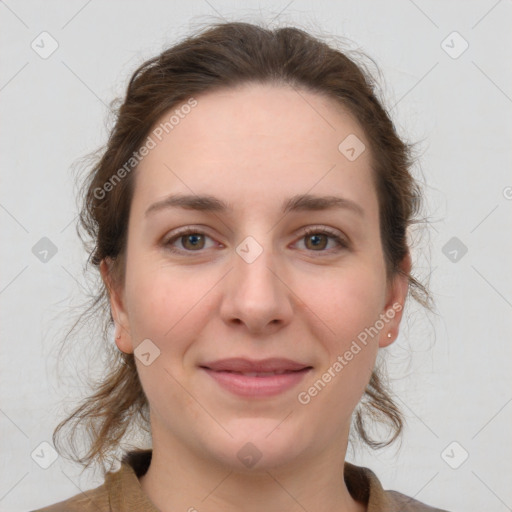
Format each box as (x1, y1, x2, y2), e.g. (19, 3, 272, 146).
(33, 450, 449, 512)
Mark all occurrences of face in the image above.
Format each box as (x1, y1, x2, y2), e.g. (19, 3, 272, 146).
(103, 83, 409, 471)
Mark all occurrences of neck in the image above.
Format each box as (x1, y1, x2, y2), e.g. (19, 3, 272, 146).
(138, 420, 365, 512)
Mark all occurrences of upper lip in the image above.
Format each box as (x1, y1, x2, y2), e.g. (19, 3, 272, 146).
(200, 357, 312, 373)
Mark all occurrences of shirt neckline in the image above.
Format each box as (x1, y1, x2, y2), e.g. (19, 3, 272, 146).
(109, 449, 391, 512)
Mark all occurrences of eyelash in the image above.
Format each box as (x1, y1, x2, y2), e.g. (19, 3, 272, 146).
(163, 226, 349, 255)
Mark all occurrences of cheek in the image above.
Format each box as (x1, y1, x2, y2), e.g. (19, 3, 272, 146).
(303, 267, 385, 400)
(123, 263, 206, 413)
(312, 266, 386, 343)
(123, 254, 174, 336)
(124, 259, 212, 352)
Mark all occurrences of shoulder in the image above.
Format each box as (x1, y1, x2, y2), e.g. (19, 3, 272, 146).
(384, 489, 451, 511)
(30, 481, 109, 512)
(344, 461, 451, 512)
(31, 450, 156, 512)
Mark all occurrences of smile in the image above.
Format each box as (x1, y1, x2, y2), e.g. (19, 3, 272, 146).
(200, 365, 312, 398)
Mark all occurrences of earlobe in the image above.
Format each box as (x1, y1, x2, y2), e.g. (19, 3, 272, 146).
(99, 258, 134, 354)
(379, 252, 411, 348)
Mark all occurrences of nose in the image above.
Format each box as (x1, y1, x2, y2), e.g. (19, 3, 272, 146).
(219, 237, 294, 335)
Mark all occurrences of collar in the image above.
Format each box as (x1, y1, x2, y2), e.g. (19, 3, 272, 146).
(106, 449, 396, 511)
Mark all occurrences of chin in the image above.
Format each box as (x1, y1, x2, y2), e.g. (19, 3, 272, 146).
(199, 417, 311, 472)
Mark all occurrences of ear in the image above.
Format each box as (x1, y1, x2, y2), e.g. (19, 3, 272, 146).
(379, 251, 411, 348)
(100, 258, 134, 354)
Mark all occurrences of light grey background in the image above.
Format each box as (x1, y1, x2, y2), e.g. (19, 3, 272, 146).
(1, 1, 511, 511)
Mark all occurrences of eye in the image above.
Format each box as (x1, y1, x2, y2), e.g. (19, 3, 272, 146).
(163, 228, 218, 253)
(295, 227, 349, 253)
(162, 226, 349, 255)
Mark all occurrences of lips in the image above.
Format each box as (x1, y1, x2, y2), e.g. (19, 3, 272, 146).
(199, 358, 313, 397)
(200, 357, 311, 373)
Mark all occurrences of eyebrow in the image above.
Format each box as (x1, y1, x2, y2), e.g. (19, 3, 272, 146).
(145, 193, 365, 218)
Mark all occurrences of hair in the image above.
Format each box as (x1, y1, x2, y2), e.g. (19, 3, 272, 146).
(53, 19, 434, 473)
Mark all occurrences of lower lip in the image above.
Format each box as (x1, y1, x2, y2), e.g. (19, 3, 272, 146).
(201, 368, 311, 398)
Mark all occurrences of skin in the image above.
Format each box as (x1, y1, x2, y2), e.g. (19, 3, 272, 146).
(101, 83, 411, 512)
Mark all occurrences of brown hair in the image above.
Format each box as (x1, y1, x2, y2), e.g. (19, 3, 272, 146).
(53, 20, 433, 472)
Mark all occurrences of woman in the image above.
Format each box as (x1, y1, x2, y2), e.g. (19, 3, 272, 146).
(34, 20, 448, 512)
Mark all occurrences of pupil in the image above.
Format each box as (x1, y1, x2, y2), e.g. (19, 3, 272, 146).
(186, 234, 202, 248)
(309, 234, 326, 249)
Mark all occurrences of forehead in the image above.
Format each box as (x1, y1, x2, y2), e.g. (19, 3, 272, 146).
(132, 83, 378, 219)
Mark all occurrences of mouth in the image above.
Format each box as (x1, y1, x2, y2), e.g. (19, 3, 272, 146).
(209, 369, 305, 376)
(199, 358, 313, 398)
